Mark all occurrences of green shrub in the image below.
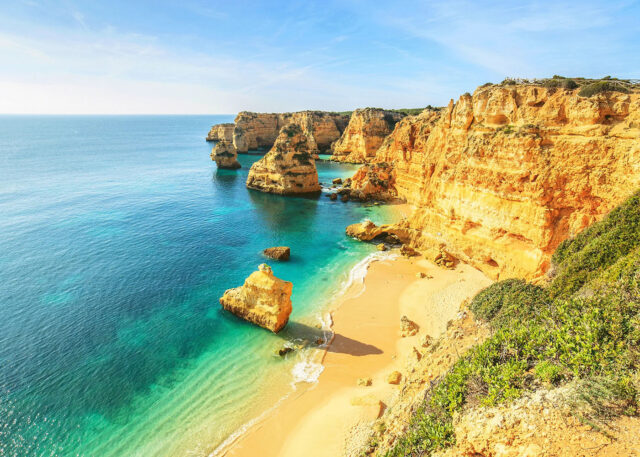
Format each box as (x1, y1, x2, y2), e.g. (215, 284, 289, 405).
(542, 78, 579, 89)
(535, 361, 563, 384)
(471, 279, 547, 327)
(550, 190, 640, 298)
(578, 81, 629, 97)
(385, 190, 640, 457)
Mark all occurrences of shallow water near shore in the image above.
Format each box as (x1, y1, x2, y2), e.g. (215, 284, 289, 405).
(0, 115, 396, 457)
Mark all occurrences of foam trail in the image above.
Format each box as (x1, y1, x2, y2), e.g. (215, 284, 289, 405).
(291, 360, 325, 384)
(339, 250, 398, 299)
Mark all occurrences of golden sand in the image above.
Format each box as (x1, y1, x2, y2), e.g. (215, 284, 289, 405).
(221, 254, 491, 457)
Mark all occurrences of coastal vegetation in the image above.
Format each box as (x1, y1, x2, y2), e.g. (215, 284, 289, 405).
(384, 189, 640, 456)
(497, 75, 639, 96)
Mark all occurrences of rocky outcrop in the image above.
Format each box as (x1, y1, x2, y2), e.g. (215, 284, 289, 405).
(210, 140, 241, 169)
(361, 85, 640, 280)
(331, 108, 405, 163)
(230, 111, 349, 153)
(348, 162, 398, 201)
(345, 220, 407, 244)
(246, 124, 321, 195)
(206, 123, 235, 142)
(219, 264, 292, 333)
(263, 246, 290, 261)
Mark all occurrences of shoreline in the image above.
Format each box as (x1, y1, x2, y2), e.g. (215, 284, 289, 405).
(218, 250, 492, 457)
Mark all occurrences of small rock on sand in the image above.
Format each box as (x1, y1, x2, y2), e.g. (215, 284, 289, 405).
(377, 243, 387, 251)
(387, 371, 402, 385)
(400, 315, 419, 337)
(357, 377, 373, 387)
(421, 334, 434, 348)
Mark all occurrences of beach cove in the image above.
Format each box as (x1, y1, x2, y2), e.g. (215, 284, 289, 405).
(0, 115, 400, 457)
(221, 249, 492, 457)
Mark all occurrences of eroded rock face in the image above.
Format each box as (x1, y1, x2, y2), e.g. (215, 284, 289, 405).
(345, 220, 408, 243)
(206, 123, 235, 142)
(246, 124, 321, 195)
(348, 162, 398, 201)
(231, 111, 349, 153)
(331, 108, 405, 163)
(219, 264, 292, 333)
(362, 85, 640, 280)
(210, 140, 241, 169)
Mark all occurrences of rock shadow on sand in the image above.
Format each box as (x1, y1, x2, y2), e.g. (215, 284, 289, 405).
(281, 321, 382, 357)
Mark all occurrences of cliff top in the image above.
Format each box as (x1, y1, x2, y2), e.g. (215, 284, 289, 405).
(480, 75, 640, 96)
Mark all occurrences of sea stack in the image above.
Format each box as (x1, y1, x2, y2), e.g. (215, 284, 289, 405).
(219, 264, 292, 333)
(211, 140, 241, 170)
(246, 123, 321, 195)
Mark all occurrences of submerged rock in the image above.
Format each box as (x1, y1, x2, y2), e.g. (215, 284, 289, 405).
(277, 345, 294, 357)
(246, 124, 321, 195)
(219, 263, 292, 333)
(210, 140, 241, 170)
(263, 246, 291, 261)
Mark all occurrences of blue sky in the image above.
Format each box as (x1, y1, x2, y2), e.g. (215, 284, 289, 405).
(0, 0, 638, 114)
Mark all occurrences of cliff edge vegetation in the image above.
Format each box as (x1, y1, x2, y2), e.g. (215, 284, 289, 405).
(364, 189, 640, 457)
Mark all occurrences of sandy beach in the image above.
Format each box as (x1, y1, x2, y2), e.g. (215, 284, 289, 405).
(220, 252, 492, 457)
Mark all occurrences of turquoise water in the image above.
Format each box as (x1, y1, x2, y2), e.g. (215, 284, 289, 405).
(0, 115, 393, 456)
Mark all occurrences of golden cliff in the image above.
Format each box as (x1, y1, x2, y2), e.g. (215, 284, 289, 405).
(219, 264, 292, 333)
(330, 108, 405, 163)
(246, 123, 321, 195)
(218, 111, 349, 153)
(356, 84, 640, 280)
(206, 123, 234, 142)
(210, 140, 241, 169)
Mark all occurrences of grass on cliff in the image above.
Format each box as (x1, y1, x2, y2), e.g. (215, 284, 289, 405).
(497, 75, 639, 96)
(384, 189, 640, 457)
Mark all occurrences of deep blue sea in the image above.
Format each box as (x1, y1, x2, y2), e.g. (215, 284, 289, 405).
(0, 115, 394, 456)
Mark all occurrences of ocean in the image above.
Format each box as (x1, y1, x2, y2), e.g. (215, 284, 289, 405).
(0, 115, 394, 456)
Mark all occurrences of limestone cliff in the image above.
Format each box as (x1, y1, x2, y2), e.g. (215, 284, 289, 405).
(330, 108, 405, 163)
(246, 123, 321, 195)
(219, 264, 292, 333)
(210, 140, 241, 170)
(362, 84, 640, 280)
(206, 123, 234, 142)
(224, 111, 349, 153)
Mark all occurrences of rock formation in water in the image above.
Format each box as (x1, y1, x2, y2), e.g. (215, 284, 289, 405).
(263, 246, 290, 261)
(219, 263, 292, 333)
(208, 111, 349, 153)
(210, 140, 241, 169)
(246, 123, 322, 195)
(355, 83, 640, 280)
(330, 108, 405, 163)
(206, 123, 234, 142)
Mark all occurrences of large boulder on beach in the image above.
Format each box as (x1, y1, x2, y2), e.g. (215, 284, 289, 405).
(219, 264, 292, 333)
(263, 246, 290, 261)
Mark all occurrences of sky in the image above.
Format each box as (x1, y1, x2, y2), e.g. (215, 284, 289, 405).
(0, 0, 638, 114)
